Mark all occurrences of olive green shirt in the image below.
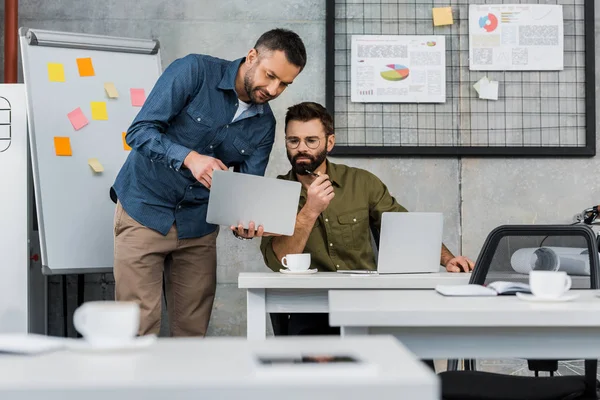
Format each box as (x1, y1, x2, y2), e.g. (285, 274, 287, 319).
(260, 161, 408, 272)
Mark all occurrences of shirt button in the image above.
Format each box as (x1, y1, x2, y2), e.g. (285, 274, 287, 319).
(197, 117, 201, 122)
(235, 103, 238, 106)
(226, 125, 229, 128)
(178, 205, 182, 209)
(336, 265, 340, 268)
(353, 218, 357, 222)
(209, 145, 213, 149)
(325, 218, 329, 222)
(189, 186, 193, 190)
(329, 243, 333, 247)
(241, 150, 245, 153)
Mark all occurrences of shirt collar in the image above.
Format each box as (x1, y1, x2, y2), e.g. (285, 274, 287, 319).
(218, 57, 264, 115)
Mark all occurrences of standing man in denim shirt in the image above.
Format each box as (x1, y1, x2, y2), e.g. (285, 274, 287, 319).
(112, 29, 307, 337)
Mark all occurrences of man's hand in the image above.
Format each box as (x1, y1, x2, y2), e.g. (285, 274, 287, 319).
(183, 151, 228, 189)
(445, 256, 475, 273)
(230, 222, 282, 239)
(303, 174, 335, 217)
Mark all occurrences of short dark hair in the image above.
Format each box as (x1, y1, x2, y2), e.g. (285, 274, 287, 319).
(255, 28, 307, 71)
(285, 102, 334, 136)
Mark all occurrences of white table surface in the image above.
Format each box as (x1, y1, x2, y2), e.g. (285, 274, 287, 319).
(238, 270, 471, 289)
(0, 336, 438, 400)
(329, 289, 600, 359)
(239, 270, 470, 339)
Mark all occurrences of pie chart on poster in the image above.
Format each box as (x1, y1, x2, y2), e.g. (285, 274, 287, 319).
(380, 64, 410, 81)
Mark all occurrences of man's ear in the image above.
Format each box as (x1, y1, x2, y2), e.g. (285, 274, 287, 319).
(326, 134, 335, 153)
(246, 48, 259, 65)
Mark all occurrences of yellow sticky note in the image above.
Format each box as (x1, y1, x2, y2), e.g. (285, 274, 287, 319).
(433, 7, 453, 26)
(88, 158, 104, 173)
(91, 101, 108, 120)
(77, 57, 95, 77)
(48, 63, 65, 82)
(122, 132, 131, 151)
(104, 82, 119, 98)
(54, 137, 72, 156)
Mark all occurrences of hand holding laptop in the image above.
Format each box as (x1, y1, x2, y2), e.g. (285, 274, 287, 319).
(230, 222, 281, 239)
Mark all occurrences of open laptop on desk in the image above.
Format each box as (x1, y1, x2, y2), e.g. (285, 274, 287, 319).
(376, 212, 443, 274)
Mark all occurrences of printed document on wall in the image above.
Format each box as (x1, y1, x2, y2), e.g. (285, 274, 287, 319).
(351, 35, 446, 103)
(469, 4, 564, 71)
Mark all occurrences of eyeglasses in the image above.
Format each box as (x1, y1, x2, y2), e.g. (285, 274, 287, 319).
(285, 137, 325, 150)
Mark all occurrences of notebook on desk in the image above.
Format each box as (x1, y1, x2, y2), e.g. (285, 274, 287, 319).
(435, 281, 531, 297)
(377, 212, 444, 274)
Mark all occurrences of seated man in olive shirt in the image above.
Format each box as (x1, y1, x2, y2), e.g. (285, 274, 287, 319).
(260, 101, 474, 336)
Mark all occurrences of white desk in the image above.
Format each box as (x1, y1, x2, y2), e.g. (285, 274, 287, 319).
(329, 290, 600, 360)
(239, 270, 470, 339)
(0, 336, 438, 400)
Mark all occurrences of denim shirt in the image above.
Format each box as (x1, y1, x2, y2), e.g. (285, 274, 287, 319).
(113, 54, 276, 239)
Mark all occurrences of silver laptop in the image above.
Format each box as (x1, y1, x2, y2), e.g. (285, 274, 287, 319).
(377, 212, 444, 274)
(206, 170, 301, 236)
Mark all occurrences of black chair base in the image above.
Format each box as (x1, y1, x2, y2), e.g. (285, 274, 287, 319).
(440, 370, 588, 400)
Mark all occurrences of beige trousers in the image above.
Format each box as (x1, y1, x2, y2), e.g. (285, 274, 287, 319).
(113, 202, 218, 337)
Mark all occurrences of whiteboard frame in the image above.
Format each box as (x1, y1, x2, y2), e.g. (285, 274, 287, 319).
(19, 27, 163, 274)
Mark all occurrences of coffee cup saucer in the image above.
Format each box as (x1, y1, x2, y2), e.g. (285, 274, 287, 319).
(66, 334, 157, 353)
(279, 268, 318, 275)
(516, 292, 579, 302)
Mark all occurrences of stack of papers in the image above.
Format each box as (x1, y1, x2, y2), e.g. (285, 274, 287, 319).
(473, 76, 499, 101)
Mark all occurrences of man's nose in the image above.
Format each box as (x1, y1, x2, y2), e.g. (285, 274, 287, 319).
(266, 80, 279, 96)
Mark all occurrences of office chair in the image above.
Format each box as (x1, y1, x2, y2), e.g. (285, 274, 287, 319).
(440, 224, 600, 400)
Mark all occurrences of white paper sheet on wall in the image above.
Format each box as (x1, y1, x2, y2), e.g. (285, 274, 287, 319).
(469, 4, 564, 71)
(351, 35, 446, 103)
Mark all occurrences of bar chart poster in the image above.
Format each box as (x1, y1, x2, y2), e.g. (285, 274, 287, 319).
(351, 35, 446, 103)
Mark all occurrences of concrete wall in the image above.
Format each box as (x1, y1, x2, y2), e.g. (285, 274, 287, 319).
(1, 0, 598, 336)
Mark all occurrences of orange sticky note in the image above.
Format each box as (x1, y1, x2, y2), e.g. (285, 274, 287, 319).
(91, 101, 108, 120)
(122, 132, 131, 151)
(130, 88, 146, 107)
(47, 63, 65, 82)
(433, 7, 453, 26)
(67, 107, 89, 130)
(54, 137, 72, 156)
(77, 57, 95, 77)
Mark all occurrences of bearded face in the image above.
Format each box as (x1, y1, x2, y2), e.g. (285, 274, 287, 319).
(286, 145, 328, 176)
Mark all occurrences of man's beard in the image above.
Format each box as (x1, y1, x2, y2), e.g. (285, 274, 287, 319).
(244, 67, 273, 104)
(287, 147, 328, 176)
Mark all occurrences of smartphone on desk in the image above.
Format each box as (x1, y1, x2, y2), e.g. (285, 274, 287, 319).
(336, 270, 379, 275)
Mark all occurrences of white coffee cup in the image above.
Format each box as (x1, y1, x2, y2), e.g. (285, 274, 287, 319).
(73, 301, 140, 346)
(281, 253, 311, 271)
(529, 270, 572, 299)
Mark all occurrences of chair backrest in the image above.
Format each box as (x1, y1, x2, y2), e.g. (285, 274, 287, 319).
(470, 224, 600, 289)
(470, 224, 599, 397)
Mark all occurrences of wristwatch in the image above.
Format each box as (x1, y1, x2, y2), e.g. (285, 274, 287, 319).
(232, 230, 252, 241)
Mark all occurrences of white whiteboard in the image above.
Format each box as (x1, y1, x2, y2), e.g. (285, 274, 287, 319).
(20, 28, 162, 274)
(0, 84, 29, 332)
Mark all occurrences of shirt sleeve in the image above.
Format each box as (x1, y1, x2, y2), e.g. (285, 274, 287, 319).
(367, 171, 408, 233)
(260, 236, 284, 272)
(124, 55, 202, 171)
(239, 121, 276, 176)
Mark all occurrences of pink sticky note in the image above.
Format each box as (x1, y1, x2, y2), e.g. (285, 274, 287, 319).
(67, 107, 89, 131)
(130, 89, 146, 107)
